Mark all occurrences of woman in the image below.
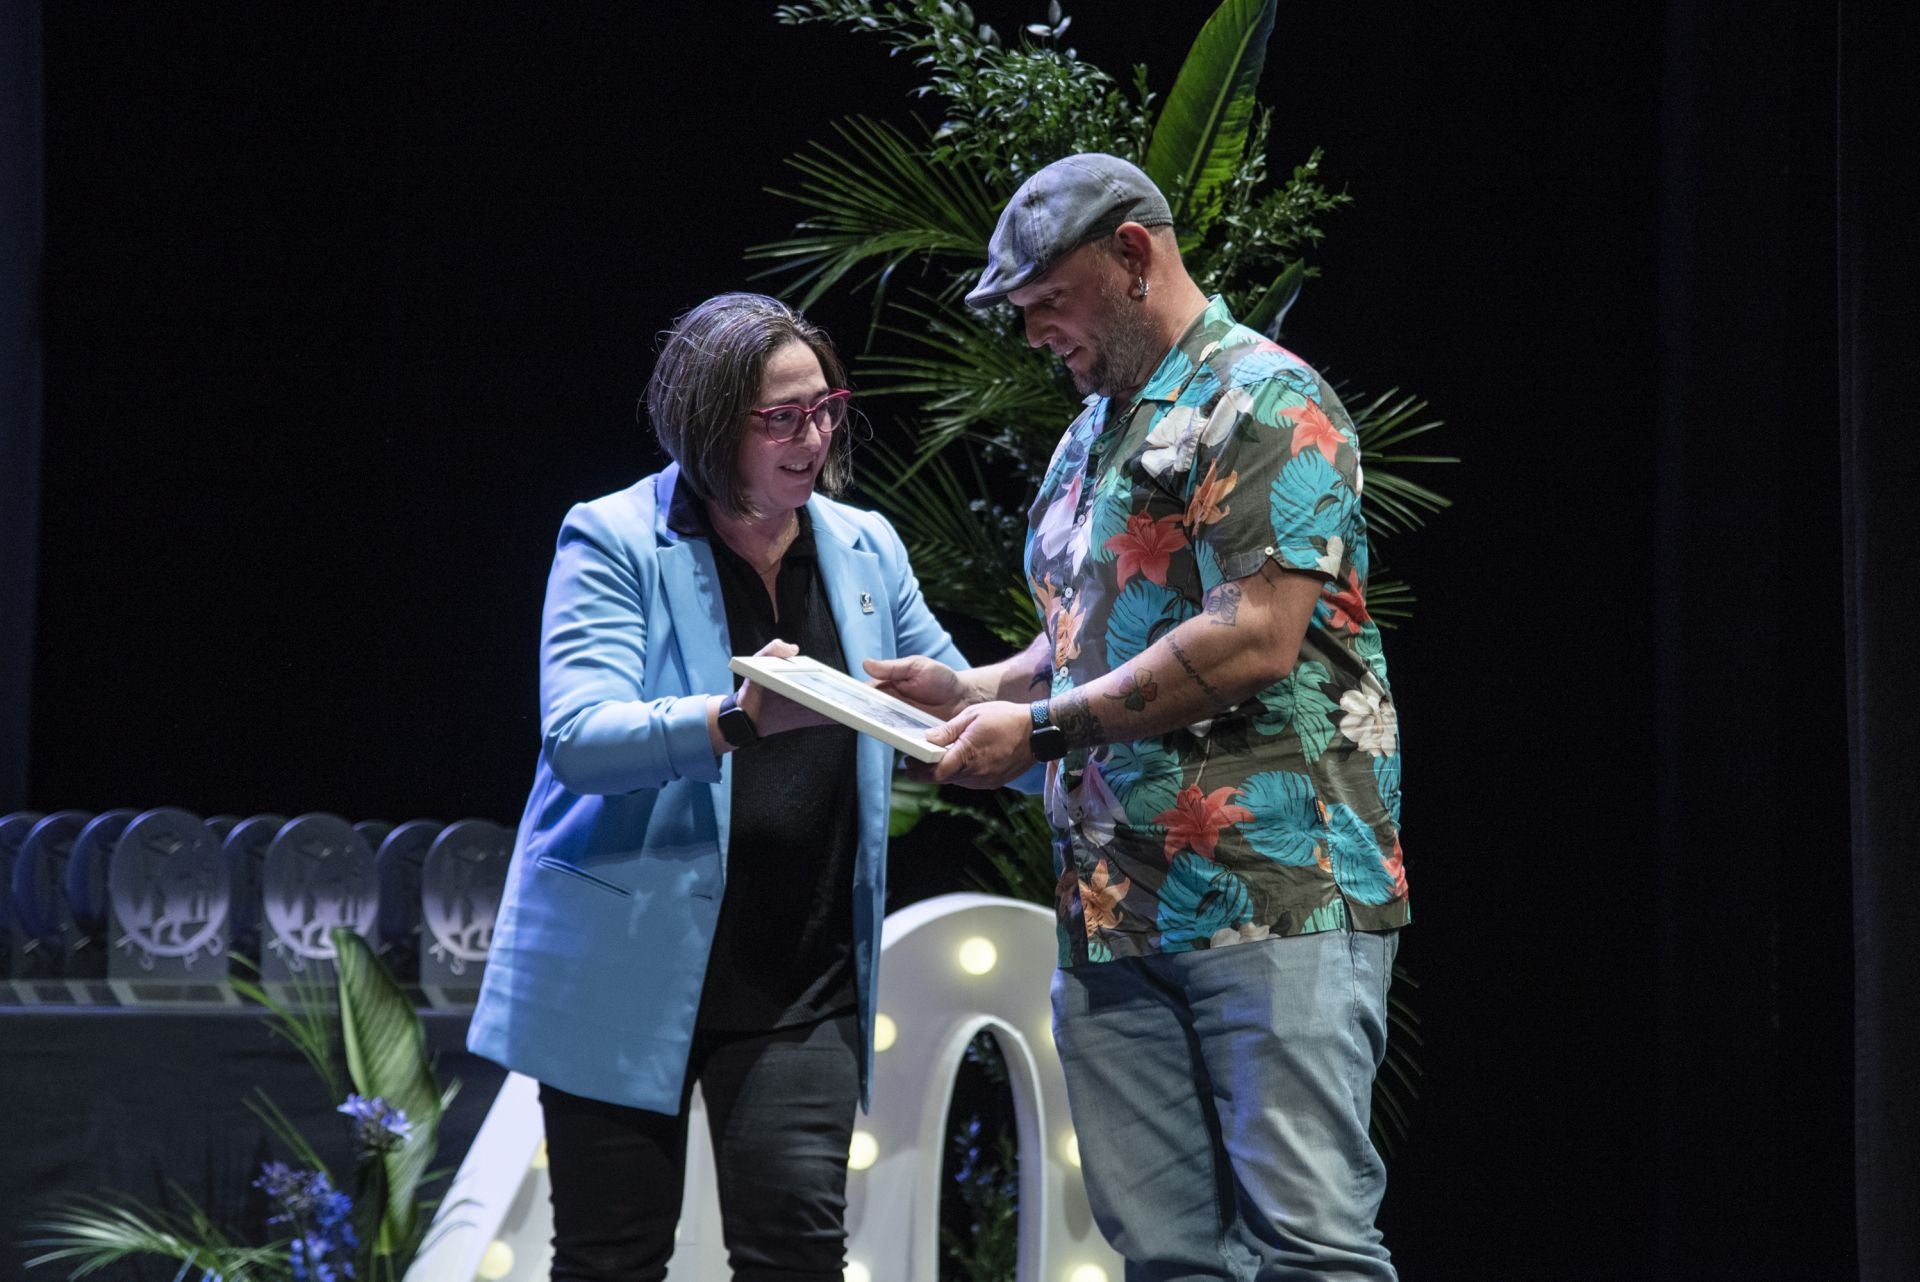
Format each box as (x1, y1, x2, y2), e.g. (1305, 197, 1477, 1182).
(468, 292, 964, 1281)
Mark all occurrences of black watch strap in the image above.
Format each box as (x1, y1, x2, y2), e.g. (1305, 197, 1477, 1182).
(717, 689, 760, 749)
(1029, 699, 1070, 762)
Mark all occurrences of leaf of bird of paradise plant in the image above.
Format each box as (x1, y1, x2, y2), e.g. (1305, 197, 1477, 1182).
(747, 116, 1001, 311)
(1239, 258, 1306, 339)
(332, 927, 441, 1261)
(1143, 0, 1278, 239)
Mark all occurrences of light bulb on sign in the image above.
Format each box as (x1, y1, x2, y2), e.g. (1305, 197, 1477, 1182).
(1067, 1266, 1109, 1282)
(957, 936, 997, 975)
(531, 1139, 549, 1170)
(872, 1013, 897, 1052)
(845, 1264, 873, 1282)
(1063, 1132, 1081, 1168)
(476, 1241, 515, 1280)
(848, 1130, 880, 1171)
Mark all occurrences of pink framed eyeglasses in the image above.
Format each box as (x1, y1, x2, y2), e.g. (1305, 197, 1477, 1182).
(747, 389, 853, 443)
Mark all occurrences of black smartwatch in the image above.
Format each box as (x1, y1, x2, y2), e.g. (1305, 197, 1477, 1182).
(717, 689, 760, 749)
(1029, 700, 1070, 762)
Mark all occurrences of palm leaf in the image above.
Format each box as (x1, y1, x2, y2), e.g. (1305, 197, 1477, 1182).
(749, 116, 1001, 310)
(1347, 387, 1455, 538)
(332, 927, 441, 1259)
(1142, 0, 1278, 236)
(855, 436, 1038, 644)
(858, 300, 1072, 456)
(1364, 576, 1415, 626)
(230, 961, 343, 1104)
(27, 1193, 288, 1281)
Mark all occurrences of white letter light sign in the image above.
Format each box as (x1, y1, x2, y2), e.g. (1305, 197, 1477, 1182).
(411, 893, 1121, 1282)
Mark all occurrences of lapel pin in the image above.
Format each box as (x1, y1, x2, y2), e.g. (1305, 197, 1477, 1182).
(860, 592, 875, 614)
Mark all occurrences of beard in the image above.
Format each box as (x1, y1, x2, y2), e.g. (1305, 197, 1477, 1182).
(1073, 272, 1164, 399)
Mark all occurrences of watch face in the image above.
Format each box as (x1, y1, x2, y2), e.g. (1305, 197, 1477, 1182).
(1030, 724, 1070, 762)
(718, 701, 758, 747)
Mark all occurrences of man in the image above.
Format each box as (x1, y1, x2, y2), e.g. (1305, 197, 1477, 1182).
(867, 154, 1407, 1279)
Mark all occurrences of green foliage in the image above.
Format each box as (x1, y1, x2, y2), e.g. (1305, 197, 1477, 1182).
(1142, 0, 1275, 236)
(28, 1193, 287, 1282)
(29, 943, 452, 1282)
(776, 0, 1154, 188)
(333, 927, 443, 1263)
(763, 0, 1441, 1181)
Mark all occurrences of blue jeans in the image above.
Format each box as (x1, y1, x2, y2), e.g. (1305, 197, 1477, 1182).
(1052, 928, 1400, 1282)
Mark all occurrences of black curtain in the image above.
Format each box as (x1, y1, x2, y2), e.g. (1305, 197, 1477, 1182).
(1654, 0, 1854, 1276)
(1838, 4, 1920, 1280)
(0, 0, 42, 814)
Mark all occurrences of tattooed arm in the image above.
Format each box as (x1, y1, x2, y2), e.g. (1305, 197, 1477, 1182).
(924, 562, 1322, 788)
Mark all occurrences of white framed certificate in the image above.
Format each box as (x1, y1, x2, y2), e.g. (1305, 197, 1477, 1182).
(727, 654, 948, 763)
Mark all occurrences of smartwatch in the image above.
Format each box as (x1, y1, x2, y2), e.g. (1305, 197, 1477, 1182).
(1029, 700, 1070, 762)
(717, 689, 760, 749)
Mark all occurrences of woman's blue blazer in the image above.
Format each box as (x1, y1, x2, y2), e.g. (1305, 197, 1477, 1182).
(467, 464, 965, 1113)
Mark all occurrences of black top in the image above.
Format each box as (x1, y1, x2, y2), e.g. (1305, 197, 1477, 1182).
(668, 484, 860, 1031)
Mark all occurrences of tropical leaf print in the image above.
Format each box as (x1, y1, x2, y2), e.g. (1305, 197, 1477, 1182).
(1194, 538, 1225, 594)
(1372, 752, 1403, 825)
(1224, 348, 1290, 389)
(1268, 448, 1357, 573)
(1105, 577, 1192, 670)
(1252, 660, 1341, 763)
(1086, 466, 1133, 563)
(1103, 740, 1184, 826)
(1236, 770, 1322, 866)
(1326, 803, 1399, 905)
(1154, 853, 1256, 953)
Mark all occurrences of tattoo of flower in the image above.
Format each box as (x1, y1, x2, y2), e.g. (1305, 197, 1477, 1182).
(1169, 634, 1225, 704)
(1204, 582, 1242, 626)
(1105, 668, 1160, 712)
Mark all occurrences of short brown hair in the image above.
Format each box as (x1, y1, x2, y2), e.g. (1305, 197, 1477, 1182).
(644, 293, 854, 519)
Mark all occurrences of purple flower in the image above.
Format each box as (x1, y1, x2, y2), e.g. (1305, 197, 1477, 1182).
(338, 1093, 413, 1154)
(254, 1163, 356, 1282)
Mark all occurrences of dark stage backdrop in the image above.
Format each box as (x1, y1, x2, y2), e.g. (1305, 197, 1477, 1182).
(18, 1, 1904, 1279)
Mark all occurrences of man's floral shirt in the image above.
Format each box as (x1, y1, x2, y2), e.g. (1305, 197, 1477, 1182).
(1026, 296, 1410, 967)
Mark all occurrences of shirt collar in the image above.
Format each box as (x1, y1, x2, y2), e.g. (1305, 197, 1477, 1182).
(1135, 294, 1237, 404)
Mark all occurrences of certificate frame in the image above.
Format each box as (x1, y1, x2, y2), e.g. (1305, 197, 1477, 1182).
(726, 655, 948, 763)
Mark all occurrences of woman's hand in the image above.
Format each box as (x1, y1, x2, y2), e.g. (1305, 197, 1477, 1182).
(738, 639, 833, 736)
(706, 639, 833, 756)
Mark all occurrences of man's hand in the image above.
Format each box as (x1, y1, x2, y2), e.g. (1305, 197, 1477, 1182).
(864, 654, 973, 719)
(922, 700, 1036, 789)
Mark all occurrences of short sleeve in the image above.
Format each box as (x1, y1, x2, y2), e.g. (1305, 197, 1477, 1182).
(1186, 356, 1363, 589)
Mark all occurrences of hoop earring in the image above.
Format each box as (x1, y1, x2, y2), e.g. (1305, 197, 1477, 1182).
(1133, 277, 1150, 300)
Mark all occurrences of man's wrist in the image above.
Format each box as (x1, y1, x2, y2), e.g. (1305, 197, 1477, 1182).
(1028, 699, 1070, 762)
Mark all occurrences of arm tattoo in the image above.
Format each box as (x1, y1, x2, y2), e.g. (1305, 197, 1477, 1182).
(1103, 666, 1160, 712)
(1029, 659, 1053, 692)
(1051, 691, 1107, 750)
(1168, 634, 1225, 705)
(1204, 582, 1242, 626)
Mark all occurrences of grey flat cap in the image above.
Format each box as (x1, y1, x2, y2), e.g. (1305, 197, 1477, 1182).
(966, 153, 1174, 309)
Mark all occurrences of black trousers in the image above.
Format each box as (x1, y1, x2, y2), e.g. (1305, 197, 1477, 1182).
(538, 1012, 861, 1282)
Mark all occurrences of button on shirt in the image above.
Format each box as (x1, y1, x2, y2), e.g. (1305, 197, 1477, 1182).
(667, 485, 859, 1029)
(1025, 296, 1411, 967)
